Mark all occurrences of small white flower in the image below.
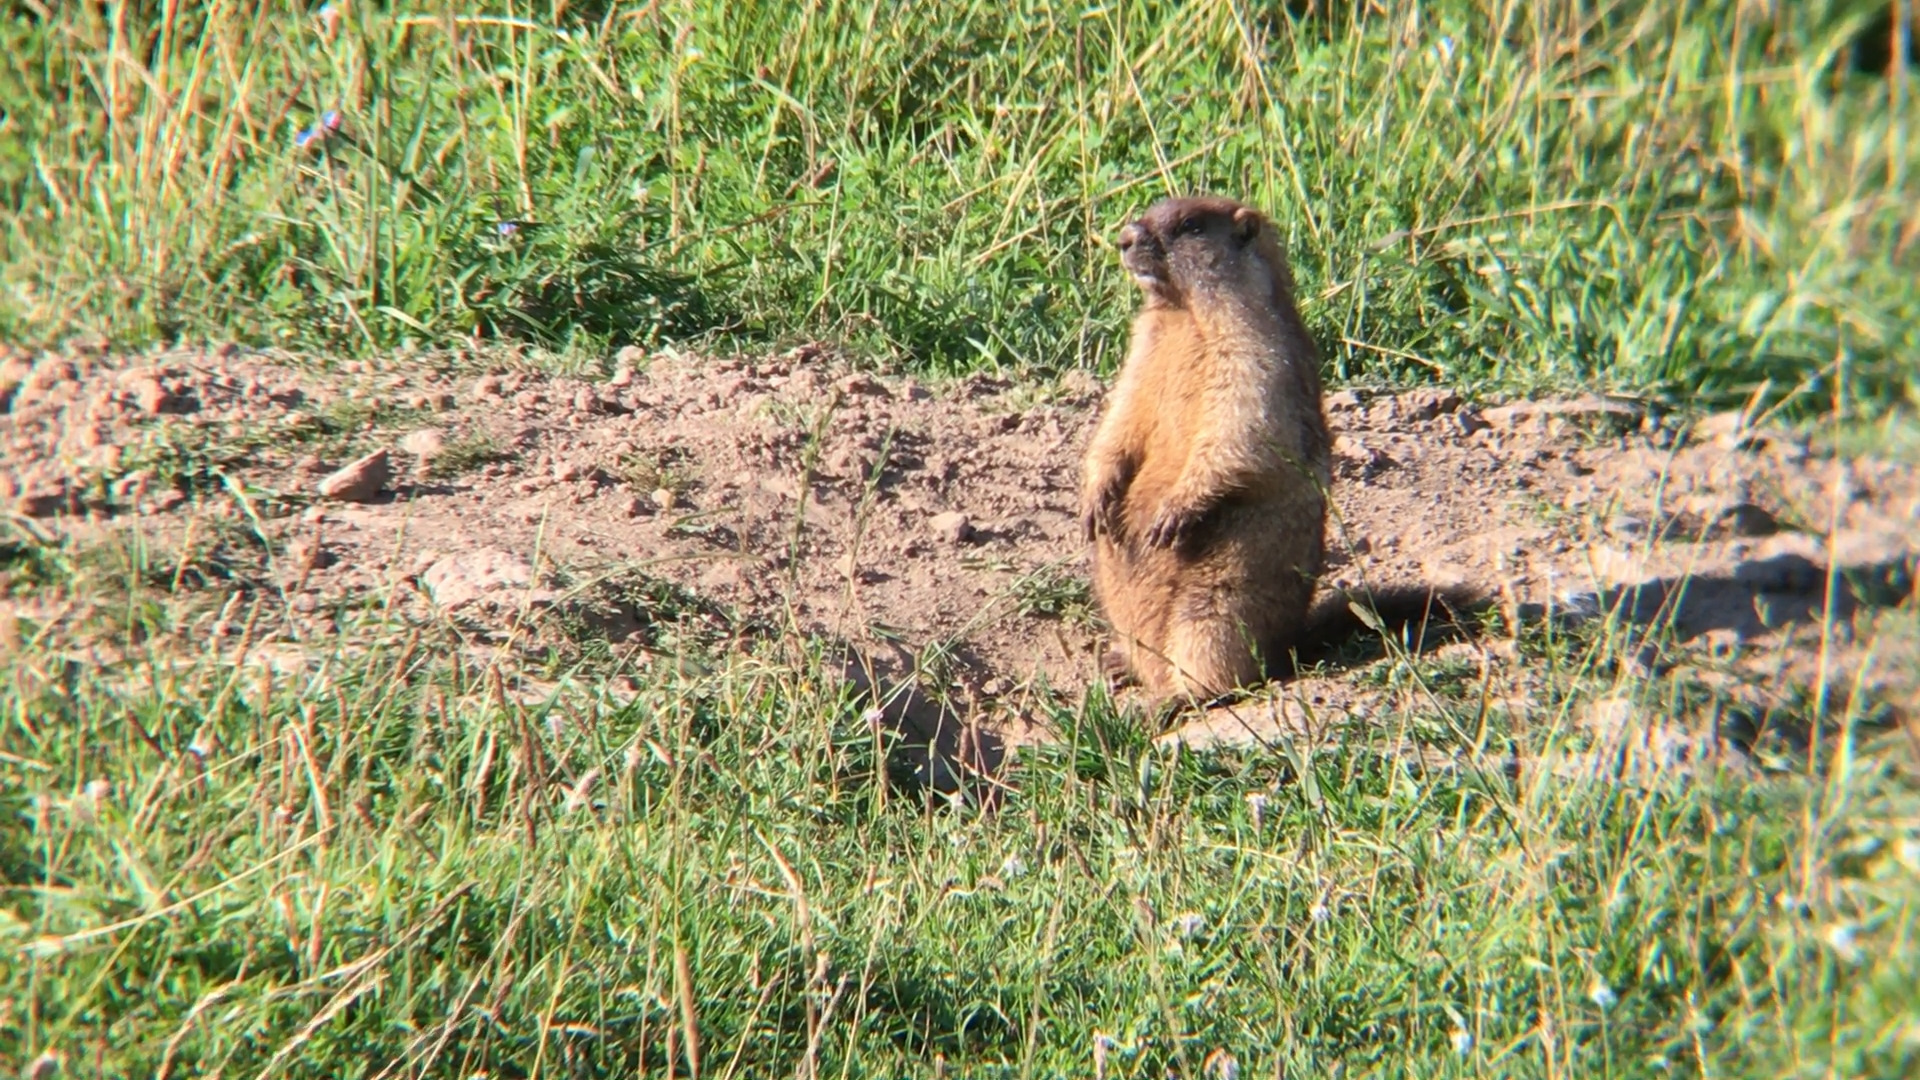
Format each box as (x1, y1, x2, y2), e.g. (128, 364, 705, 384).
(1244, 792, 1268, 829)
(1823, 924, 1860, 963)
(999, 854, 1029, 879)
(1589, 978, 1618, 1010)
(1450, 1028, 1473, 1056)
(1170, 911, 1207, 939)
(861, 706, 886, 733)
(1309, 903, 1330, 923)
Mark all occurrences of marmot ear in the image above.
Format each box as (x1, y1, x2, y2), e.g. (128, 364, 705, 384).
(1231, 207, 1261, 244)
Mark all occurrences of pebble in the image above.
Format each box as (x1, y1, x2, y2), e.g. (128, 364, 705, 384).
(401, 428, 447, 465)
(652, 487, 677, 511)
(1395, 387, 1461, 420)
(419, 549, 553, 610)
(1706, 502, 1779, 539)
(838, 372, 886, 397)
(1324, 389, 1366, 413)
(1606, 514, 1649, 539)
(317, 449, 391, 503)
(1692, 410, 1764, 451)
(13, 481, 72, 518)
(929, 510, 975, 544)
(285, 538, 331, 572)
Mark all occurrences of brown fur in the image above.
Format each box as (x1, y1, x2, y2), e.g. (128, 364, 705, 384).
(1080, 195, 1333, 703)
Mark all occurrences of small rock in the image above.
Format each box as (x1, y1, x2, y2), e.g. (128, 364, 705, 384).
(620, 494, 651, 518)
(1692, 410, 1764, 451)
(419, 549, 552, 610)
(652, 487, 677, 512)
(826, 445, 875, 479)
(1396, 387, 1461, 420)
(401, 427, 446, 467)
(472, 374, 504, 401)
(1324, 389, 1366, 413)
(929, 510, 975, 544)
(837, 372, 886, 397)
(1606, 514, 1649, 539)
(1701, 627, 1742, 657)
(1706, 502, 1779, 539)
(130, 377, 180, 416)
(607, 364, 637, 389)
(1558, 590, 1605, 623)
(286, 538, 332, 572)
(553, 460, 587, 483)
(14, 481, 72, 518)
(290, 593, 320, 614)
(317, 449, 391, 503)
(613, 344, 647, 368)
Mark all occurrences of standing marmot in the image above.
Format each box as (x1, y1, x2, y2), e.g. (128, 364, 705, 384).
(1080, 195, 1332, 703)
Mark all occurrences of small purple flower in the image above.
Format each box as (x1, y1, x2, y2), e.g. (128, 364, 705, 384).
(322, 109, 343, 132)
(294, 127, 322, 149)
(496, 221, 521, 237)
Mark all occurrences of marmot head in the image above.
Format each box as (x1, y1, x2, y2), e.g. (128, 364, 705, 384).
(1116, 195, 1289, 310)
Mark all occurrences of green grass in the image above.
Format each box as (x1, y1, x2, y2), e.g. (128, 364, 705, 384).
(1, 1, 1915, 413)
(2, 522, 1917, 1077)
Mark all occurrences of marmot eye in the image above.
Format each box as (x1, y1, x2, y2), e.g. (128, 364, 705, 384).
(1175, 216, 1204, 236)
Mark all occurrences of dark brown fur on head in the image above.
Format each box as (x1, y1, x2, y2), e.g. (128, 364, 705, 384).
(1116, 195, 1291, 310)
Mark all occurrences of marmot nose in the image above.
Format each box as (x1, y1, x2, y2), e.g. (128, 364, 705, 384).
(1117, 224, 1143, 251)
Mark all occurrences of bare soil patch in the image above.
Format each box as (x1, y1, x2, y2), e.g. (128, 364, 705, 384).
(3, 344, 1915, 768)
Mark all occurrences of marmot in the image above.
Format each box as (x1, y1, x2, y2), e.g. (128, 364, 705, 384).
(1080, 195, 1333, 702)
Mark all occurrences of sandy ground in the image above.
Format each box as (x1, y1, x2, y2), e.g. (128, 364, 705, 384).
(3, 344, 1915, 786)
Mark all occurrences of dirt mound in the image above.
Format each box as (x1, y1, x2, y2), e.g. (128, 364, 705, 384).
(3, 344, 1915, 757)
